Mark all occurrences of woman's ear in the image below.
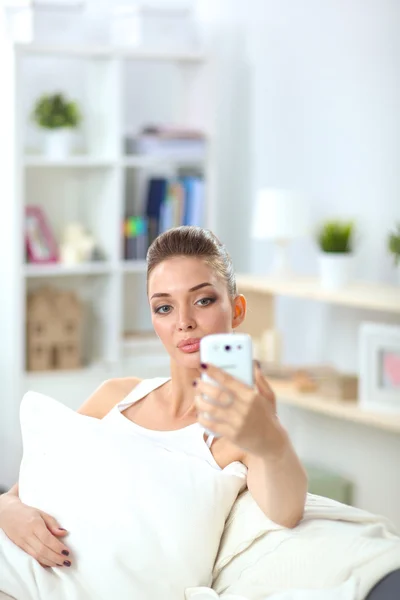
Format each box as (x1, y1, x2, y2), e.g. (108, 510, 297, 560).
(232, 294, 246, 329)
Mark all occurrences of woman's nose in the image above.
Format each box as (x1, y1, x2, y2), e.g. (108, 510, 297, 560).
(178, 311, 196, 332)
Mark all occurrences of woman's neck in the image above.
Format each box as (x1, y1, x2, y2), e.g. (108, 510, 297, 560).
(165, 360, 200, 419)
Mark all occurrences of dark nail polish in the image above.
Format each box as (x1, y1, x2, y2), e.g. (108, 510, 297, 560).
(255, 360, 261, 369)
(62, 550, 69, 556)
(200, 363, 207, 369)
(57, 564, 63, 567)
(192, 380, 197, 386)
(63, 560, 71, 567)
(58, 528, 67, 531)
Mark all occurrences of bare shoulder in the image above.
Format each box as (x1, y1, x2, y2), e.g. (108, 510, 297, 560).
(77, 376, 142, 419)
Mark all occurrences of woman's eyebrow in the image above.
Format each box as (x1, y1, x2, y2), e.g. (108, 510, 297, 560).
(150, 282, 214, 300)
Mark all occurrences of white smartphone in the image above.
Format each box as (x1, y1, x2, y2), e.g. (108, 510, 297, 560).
(199, 333, 254, 386)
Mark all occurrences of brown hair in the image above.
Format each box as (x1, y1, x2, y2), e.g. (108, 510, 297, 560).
(146, 226, 237, 297)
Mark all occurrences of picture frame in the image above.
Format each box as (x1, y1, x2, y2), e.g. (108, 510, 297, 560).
(359, 322, 400, 414)
(25, 205, 59, 264)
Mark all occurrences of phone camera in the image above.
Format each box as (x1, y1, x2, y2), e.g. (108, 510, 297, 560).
(224, 345, 231, 351)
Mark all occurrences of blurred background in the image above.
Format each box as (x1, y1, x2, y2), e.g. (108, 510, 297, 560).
(0, 0, 399, 527)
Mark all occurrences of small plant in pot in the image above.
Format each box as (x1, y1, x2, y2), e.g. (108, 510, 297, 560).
(316, 220, 355, 290)
(32, 93, 82, 159)
(387, 223, 400, 284)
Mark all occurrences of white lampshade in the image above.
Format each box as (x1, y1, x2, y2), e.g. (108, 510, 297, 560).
(252, 188, 310, 240)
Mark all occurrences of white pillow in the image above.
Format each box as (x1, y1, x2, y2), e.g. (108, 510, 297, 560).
(0, 391, 244, 600)
(212, 491, 400, 600)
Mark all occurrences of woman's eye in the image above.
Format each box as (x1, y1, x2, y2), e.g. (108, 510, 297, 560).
(155, 305, 172, 315)
(196, 297, 216, 307)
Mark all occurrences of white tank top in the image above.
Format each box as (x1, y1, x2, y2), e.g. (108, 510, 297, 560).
(102, 377, 248, 479)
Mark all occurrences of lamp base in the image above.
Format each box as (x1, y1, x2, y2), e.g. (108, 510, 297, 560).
(271, 239, 292, 277)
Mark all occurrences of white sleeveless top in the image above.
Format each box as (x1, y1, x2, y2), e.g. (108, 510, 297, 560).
(102, 377, 248, 480)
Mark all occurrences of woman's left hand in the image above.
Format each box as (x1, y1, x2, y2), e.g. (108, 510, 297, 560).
(194, 362, 285, 458)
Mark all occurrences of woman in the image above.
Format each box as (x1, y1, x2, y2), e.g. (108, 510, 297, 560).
(0, 226, 308, 570)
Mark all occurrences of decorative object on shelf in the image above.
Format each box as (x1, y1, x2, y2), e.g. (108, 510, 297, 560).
(316, 219, 355, 290)
(126, 125, 207, 159)
(359, 322, 400, 414)
(60, 222, 105, 265)
(131, 4, 201, 52)
(4, 0, 87, 44)
(26, 286, 83, 371)
(4, 0, 34, 43)
(251, 188, 311, 276)
(32, 92, 82, 159)
(110, 3, 141, 47)
(387, 222, 400, 284)
(25, 205, 59, 264)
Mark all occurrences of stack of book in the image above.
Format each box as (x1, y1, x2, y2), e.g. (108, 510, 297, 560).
(125, 125, 206, 160)
(146, 175, 205, 245)
(122, 174, 205, 259)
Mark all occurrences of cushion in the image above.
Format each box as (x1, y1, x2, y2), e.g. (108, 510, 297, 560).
(212, 491, 400, 600)
(0, 391, 243, 600)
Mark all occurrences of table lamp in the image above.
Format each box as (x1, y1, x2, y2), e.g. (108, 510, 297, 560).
(252, 188, 310, 276)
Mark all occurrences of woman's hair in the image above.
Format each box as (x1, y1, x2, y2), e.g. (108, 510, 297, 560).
(146, 226, 237, 297)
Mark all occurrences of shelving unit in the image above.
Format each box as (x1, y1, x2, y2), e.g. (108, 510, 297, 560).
(2, 38, 214, 403)
(236, 274, 400, 432)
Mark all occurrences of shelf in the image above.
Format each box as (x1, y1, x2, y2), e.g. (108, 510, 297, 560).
(15, 43, 207, 63)
(271, 379, 400, 434)
(123, 155, 206, 168)
(122, 332, 165, 354)
(24, 262, 113, 278)
(236, 275, 400, 314)
(120, 260, 147, 273)
(24, 156, 117, 168)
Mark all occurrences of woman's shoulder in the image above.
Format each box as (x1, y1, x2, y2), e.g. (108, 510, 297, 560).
(77, 376, 142, 419)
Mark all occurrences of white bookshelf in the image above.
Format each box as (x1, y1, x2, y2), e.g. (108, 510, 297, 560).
(1, 38, 215, 413)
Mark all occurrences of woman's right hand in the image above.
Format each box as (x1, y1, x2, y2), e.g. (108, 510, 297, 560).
(0, 498, 72, 568)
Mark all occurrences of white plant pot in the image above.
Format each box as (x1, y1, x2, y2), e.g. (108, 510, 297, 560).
(43, 129, 73, 159)
(318, 253, 354, 290)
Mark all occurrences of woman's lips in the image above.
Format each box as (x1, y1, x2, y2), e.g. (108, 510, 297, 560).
(178, 338, 201, 353)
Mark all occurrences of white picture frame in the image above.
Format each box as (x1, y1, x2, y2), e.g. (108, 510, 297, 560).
(359, 322, 400, 414)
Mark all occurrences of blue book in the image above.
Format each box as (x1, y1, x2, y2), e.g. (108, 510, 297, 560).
(182, 176, 205, 227)
(145, 178, 167, 243)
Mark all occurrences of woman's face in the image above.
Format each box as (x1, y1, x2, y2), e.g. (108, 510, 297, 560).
(148, 256, 243, 368)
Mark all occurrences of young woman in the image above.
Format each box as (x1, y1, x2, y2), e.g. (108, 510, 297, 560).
(0, 226, 307, 571)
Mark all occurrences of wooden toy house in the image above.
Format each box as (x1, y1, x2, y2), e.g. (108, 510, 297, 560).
(26, 286, 83, 371)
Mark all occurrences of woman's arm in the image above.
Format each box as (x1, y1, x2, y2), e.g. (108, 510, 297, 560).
(243, 428, 308, 528)
(194, 362, 308, 528)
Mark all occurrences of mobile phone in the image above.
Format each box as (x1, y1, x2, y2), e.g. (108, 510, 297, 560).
(199, 333, 254, 386)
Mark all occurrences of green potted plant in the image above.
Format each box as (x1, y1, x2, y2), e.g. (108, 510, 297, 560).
(388, 223, 400, 284)
(32, 93, 82, 159)
(316, 219, 355, 289)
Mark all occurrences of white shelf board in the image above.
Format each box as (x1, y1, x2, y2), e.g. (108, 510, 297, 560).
(122, 332, 166, 355)
(123, 154, 206, 168)
(24, 262, 114, 278)
(236, 274, 400, 314)
(271, 379, 400, 434)
(16, 43, 207, 62)
(120, 260, 147, 273)
(24, 156, 117, 168)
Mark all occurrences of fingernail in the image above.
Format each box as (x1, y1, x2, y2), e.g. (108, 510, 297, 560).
(62, 550, 69, 556)
(58, 528, 67, 531)
(57, 564, 63, 567)
(200, 363, 207, 369)
(192, 380, 197, 386)
(255, 360, 261, 369)
(63, 560, 71, 567)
